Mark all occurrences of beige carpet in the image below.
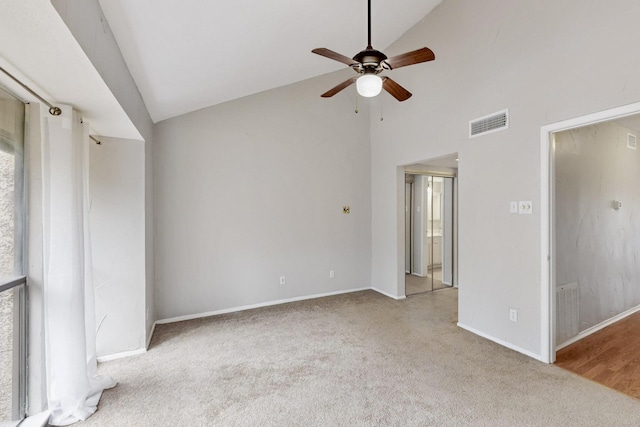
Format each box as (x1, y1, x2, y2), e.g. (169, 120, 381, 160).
(74, 289, 640, 426)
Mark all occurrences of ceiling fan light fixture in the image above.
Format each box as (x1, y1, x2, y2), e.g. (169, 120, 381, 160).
(312, 0, 434, 101)
(356, 73, 383, 97)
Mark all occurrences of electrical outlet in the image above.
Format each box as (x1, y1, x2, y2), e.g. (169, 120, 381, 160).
(509, 309, 518, 322)
(329, 270, 335, 279)
(279, 276, 286, 285)
(518, 201, 533, 215)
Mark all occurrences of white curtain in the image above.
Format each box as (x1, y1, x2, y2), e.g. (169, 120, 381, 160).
(41, 105, 115, 426)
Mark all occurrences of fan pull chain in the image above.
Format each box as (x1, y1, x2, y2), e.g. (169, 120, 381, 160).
(355, 94, 359, 114)
(380, 97, 384, 121)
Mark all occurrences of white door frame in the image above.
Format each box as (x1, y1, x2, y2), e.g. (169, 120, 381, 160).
(540, 101, 640, 364)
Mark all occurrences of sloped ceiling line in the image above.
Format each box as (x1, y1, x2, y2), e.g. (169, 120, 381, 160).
(98, 0, 441, 123)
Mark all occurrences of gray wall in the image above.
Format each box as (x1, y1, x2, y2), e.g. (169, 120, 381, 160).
(369, 0, 640, 357)
(154, 72, 372, 320)
(555, 121, 640, 332)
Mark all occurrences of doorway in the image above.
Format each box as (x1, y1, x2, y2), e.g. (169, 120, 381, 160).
(541, 101, 640, 363)
(404, 155, 458, 296)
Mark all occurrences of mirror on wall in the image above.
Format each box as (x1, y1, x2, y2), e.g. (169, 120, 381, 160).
(404, 170, 456, 296)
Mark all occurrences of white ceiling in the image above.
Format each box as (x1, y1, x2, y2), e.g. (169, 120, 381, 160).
(98, 0, 442, 123)
(0, 0, 141, 139)
(405, 153, 459, 173)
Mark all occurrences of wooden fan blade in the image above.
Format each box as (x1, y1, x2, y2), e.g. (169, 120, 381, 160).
(383, 77, 412, 101)
(384, 47, 435, 70)
(312, 48, 358, 66)
(321, 78, 357, 97)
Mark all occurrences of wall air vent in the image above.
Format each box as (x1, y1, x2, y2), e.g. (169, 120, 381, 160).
(628, 133, 637, 150)
(469, 109, 509, 138)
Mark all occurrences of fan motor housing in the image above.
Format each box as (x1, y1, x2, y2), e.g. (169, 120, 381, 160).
(353, 48, 387, 67)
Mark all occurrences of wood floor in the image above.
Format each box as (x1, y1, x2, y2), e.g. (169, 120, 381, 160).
(555, 311, 640, 399)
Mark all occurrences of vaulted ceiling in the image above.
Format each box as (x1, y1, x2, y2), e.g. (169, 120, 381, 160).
(98, 0, 442, 123)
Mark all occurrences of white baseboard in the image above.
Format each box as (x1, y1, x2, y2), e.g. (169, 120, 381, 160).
(371, 287, 406, 300)
(157, 287, 371, 324)
(146, 321, 157, 350)
(556, 303, 640, 351)
(96, 323, 156, 363)
(100, 287, 405, 361)
(21, 410, 50, 427)
(457, 322, 544, 362)
(97, 347, 146, 363)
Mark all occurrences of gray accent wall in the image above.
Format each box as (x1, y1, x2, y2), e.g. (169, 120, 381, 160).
(154, 72, 372, 320)
(555, 121, 640, 332)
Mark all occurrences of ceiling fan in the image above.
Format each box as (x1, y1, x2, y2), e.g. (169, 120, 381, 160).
(312, 0, 435, 101)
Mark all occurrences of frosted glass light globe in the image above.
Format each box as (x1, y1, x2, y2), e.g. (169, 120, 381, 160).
(356, 74, 383, 97)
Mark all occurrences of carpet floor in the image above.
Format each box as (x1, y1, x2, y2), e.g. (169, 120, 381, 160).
(76, 289, 640, 426)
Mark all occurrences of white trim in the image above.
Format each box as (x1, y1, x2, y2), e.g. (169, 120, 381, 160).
(457, 322, 544, 362)
(540, 101, 640, 365)
(21, 410, 50, 427)
(540, 126, 552, 364)
(556, 303, 640, 351)
(156, 287, 371, 324)
(146, 321, 157, 350)
(95, 322, 156, 363)
(372, 287, 406, 300)
(97, 348, 146, 363)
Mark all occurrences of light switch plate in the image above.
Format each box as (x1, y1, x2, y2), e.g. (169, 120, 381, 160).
(518, 201, 533, 214)
(510, 201, 518, 214)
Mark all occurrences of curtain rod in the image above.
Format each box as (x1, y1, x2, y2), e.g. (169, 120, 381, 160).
(0, 65, 61, 116)
(0, 66, 102, 145)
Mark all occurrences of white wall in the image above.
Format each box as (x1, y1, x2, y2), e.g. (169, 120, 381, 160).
(52, 0, 156, 344)
(89, 137, 146, 357)
(370, 0, 640, 358)
(555, 121, 640, 332)
(154, 71, 371, 320)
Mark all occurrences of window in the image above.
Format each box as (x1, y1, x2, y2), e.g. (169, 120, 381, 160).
(0, 87, 27, 426)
